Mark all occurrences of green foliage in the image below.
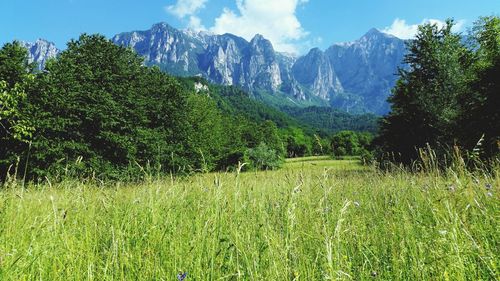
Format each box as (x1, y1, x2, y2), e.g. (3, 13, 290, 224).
(0, 37, 298, 179)
(244, 142, 284, 170)
(377, 20, 474, 163)
(0, 41, 35, 88)
(283, 106, 379, 135)
(458, 16, 500, 159)
(283, 127, 312, 158)
(0, 80, 34, 142)
(0, 42, 36, 177)
(17, 34, 190, 179)
(184, 94, 225, 172)
(311, 134, 332, 156)
(330, 131, 373, 157)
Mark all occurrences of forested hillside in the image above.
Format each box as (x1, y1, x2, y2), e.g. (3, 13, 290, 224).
(0, 34, 377, 180)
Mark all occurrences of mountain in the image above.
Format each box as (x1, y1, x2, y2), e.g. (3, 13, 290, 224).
(325, 28, 407, 113)
(112, 23, 406, 114)
(23, 23, 406, 114)
(22, 39, 60, 70)
(292, 47, 343, 101)
(112, 23, 204, 76)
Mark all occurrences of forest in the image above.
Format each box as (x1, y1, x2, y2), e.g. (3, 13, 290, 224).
(1, 17, 499, 182)
(1, 33, 377, 181)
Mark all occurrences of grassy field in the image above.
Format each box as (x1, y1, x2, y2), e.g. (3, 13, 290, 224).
(0, 157, 498, 280)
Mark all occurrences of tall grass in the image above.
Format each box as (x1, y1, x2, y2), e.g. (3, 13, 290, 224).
(0, 157, 498, 280)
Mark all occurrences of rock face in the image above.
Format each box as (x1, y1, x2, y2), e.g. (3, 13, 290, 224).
(292, 48, 343, 101)
(22, 39, 59, 70)
(112, 23, 204, 75)
(112, 23, 406, 114)
(26, 23, 407, 114)
(198, 34, 284, 93)
(325, 29, 407, 113)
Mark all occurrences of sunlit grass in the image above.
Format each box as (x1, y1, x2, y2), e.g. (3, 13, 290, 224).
(0, 158, 498, 280)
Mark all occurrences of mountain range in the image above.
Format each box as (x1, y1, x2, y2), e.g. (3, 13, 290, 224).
(22, 23, 407, 114)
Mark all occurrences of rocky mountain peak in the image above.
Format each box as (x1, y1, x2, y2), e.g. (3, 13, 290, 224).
(24, 23, 408, 114)
(362, 28, 397, 40)
(292, 47, 343, 100)
(150, 22, 175, 32)
(22, 39, 59, 69)
(249, 34, 274, 53)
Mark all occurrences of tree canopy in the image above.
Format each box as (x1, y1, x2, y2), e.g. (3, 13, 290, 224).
(376, 17, 500, 165)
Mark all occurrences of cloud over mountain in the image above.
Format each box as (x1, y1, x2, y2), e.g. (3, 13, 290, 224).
(166, 0, 208, 30)
(209, 0, 309, 53)
(382, 18, 466, 39)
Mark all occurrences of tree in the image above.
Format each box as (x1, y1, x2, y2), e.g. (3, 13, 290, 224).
(283, 127, 311, 158)
(25, 34, 189, 179)
(0, 42, 35, 178)
(0, 81, 33, 142)
(258, 120, 285, 157)
(0, 41, 35, 88)
(376, 20, 472, 163)
(330, 131, 372, 157)
(184, 93, 225, 172)
(244, 143, 283, 171)
(458, 16, 500, 159)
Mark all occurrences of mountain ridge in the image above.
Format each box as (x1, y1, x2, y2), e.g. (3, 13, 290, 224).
(22, 23, 407, 114)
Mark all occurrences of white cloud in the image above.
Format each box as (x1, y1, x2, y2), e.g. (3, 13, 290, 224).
(382, 18, 466, 40)
(208, 0, 310, 53)
(188, 16, 206, 31)
(166, 0, 208, 18)
(166, 0, 208, 31)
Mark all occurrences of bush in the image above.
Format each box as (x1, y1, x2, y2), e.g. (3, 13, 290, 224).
(244, 143, 283, 171)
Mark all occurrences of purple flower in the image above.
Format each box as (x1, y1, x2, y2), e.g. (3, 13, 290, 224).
(177, 272, 187, 281)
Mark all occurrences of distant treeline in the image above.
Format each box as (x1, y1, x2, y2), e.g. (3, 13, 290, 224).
(0, 34, 375, 181)
(375, 16, 500, 165)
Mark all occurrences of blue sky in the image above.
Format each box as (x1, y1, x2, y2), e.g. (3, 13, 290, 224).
(1, 0, 498, 53)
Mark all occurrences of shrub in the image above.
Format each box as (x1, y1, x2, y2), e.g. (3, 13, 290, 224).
(244, 143, 283, 171)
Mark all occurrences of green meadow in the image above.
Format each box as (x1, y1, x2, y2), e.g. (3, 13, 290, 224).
(0, 157, 498, 280)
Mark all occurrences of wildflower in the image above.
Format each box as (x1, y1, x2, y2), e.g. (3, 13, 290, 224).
(485, 183, 492, 190)
(177, 272, 187, 281)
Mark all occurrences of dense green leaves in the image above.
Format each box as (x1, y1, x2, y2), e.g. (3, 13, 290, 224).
(0, 33, 378, 180)
(0, 35, 313, 180)
(0, 42, 36, 176)
(377, 17, 500, 164)
(458, 16, 500, 159)
(330, 131, 372, 157)
(22, 34, 189, 179)
(283, 106, 379, 135)
(244, 143, 284, 171)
